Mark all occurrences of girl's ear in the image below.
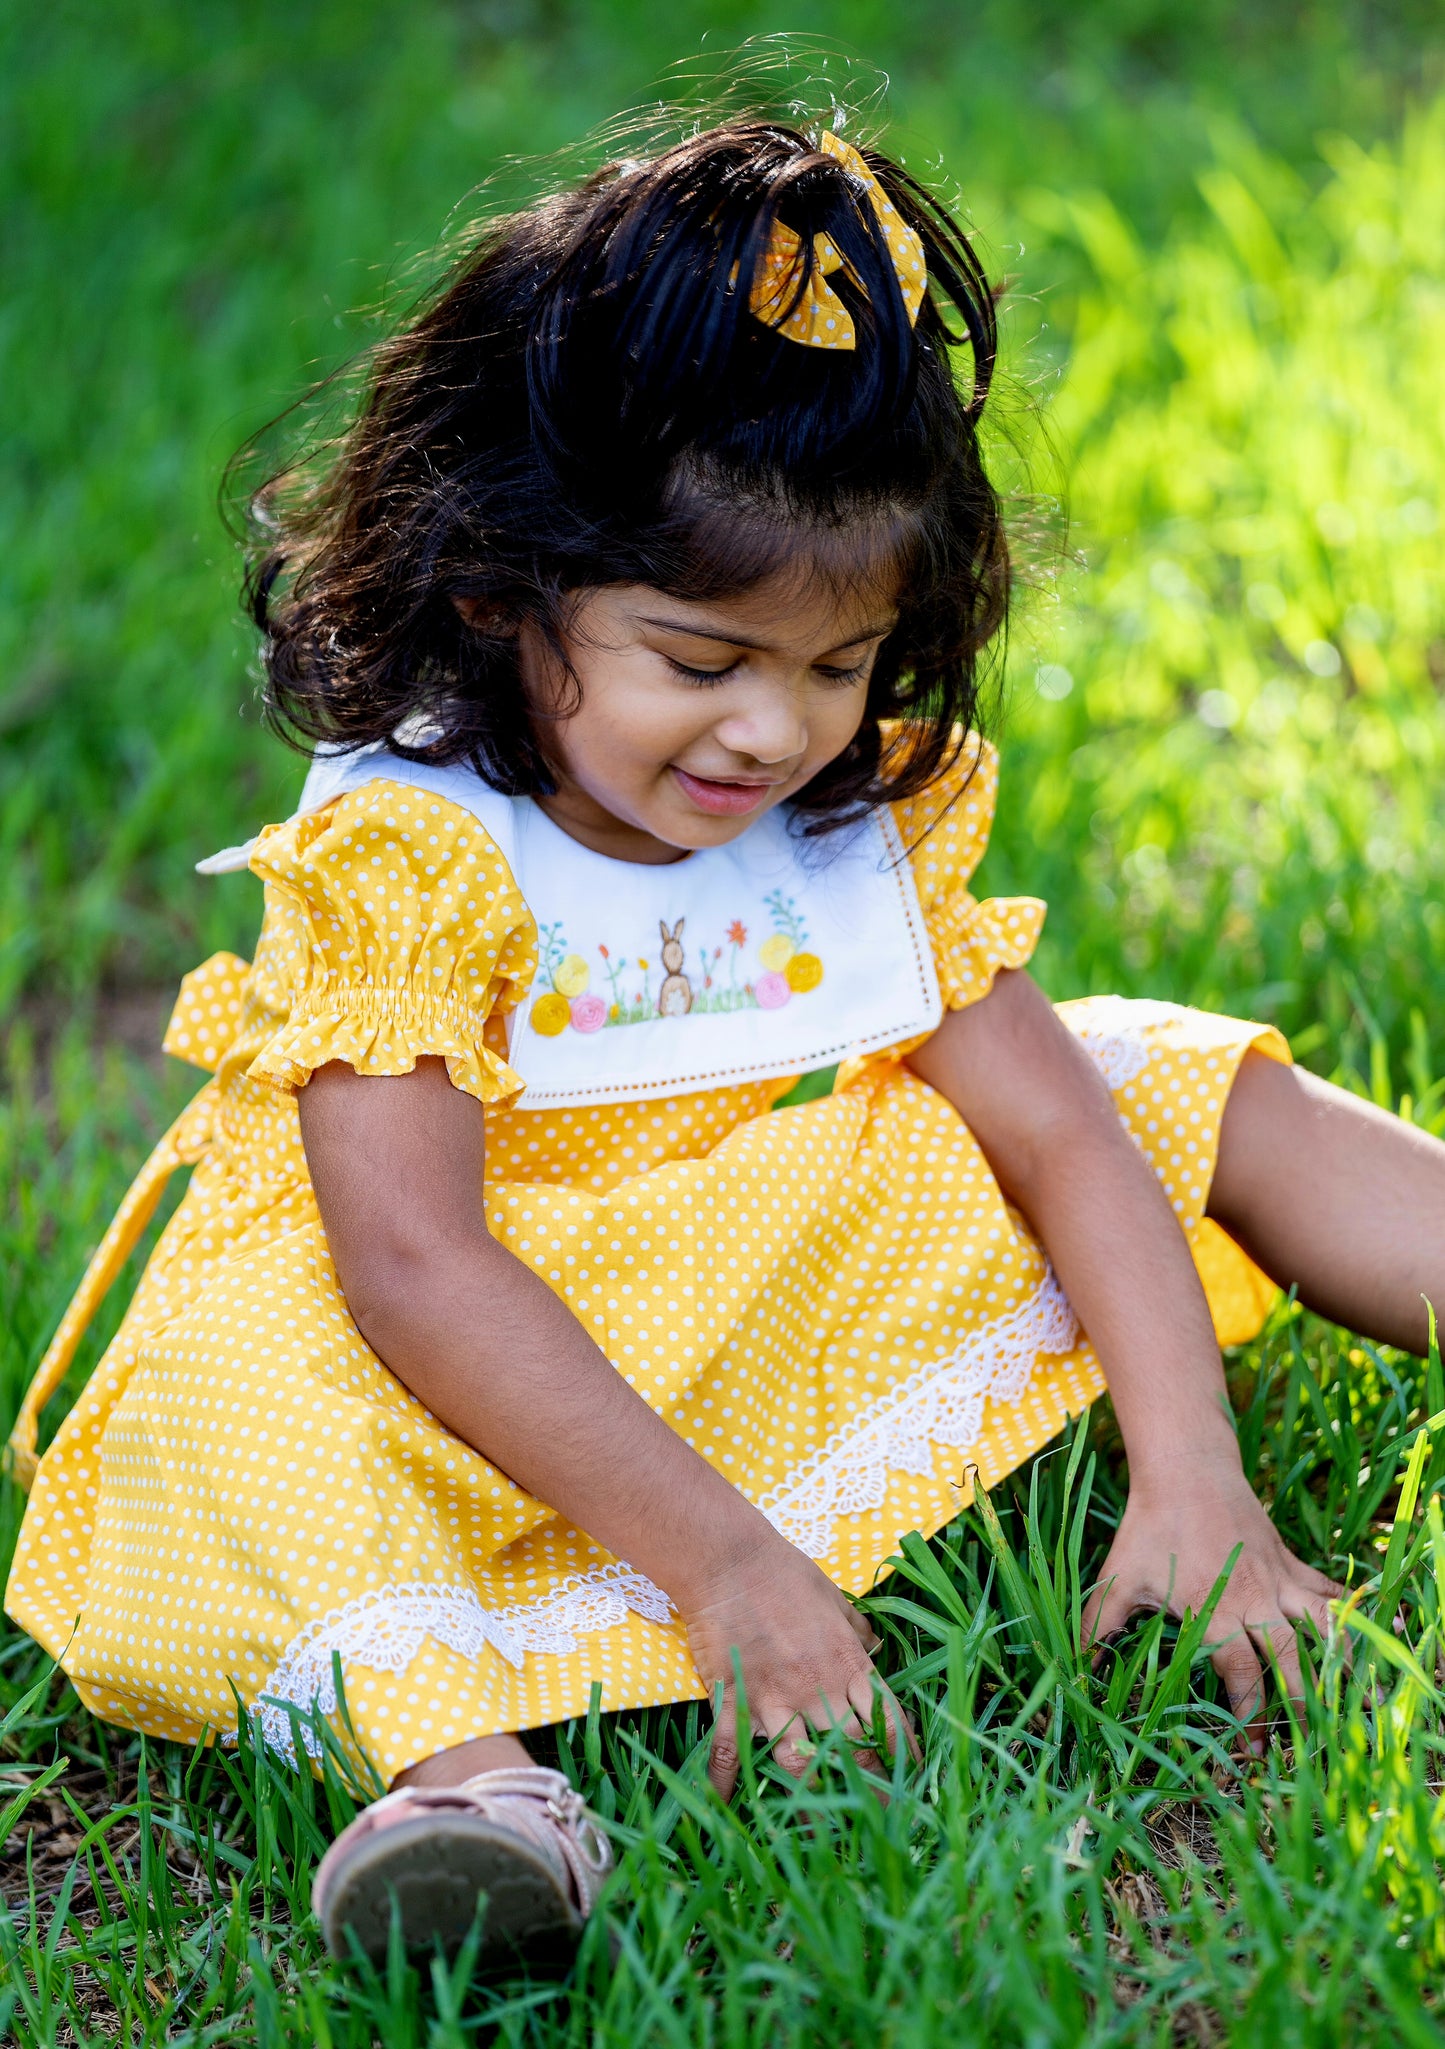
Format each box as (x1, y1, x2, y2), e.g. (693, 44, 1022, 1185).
(452, 594, 517, 635)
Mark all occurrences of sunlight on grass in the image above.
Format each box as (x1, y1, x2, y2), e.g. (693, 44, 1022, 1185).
(989, 98, 1445, 1060)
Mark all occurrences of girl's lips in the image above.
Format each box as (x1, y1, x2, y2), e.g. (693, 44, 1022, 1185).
(670, 766, 784, 817)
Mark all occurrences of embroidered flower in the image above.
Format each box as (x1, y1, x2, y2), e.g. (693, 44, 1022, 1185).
(530, 990, 572, 1036)
(536, 920, 569, 987)
(532, 914, 821, 1036)
(763, 888, 809, 950)
(597, 947, 628, 1011)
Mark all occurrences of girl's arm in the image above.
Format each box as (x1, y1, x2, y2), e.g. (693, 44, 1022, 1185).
(906, 968, 1342, 1744)
(298, 1058, 910, 1792)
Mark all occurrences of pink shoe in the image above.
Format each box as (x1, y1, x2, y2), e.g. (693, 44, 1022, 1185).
(312, 1765, 613, 1971)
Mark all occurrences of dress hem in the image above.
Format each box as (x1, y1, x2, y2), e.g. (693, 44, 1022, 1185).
(253, 1264, 1080, 1763)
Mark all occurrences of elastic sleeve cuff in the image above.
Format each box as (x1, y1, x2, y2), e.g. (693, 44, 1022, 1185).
(247, 985, 526, 1106)
(933, 894, 1047, 1010)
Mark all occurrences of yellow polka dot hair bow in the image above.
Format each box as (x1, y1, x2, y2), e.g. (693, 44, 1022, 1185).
(750, 132, 927, 350)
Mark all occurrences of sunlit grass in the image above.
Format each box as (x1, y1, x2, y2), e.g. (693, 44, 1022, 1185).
(986, 98, 1445, 1063)
(1, 2, 1441, 1040)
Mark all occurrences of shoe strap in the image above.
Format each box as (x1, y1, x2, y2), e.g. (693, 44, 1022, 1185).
(359, 1766, 612, 1915)
(457, 1767, 613, 1914)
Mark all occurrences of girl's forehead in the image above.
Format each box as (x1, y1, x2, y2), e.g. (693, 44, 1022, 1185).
(596, 576, 901, 650)
(655, 477, 919, 625)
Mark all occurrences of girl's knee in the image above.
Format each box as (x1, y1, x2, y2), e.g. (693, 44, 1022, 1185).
(1211, 1048, 1299, 1222)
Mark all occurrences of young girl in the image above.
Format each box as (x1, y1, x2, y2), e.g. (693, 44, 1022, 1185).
(8, 120, 1445, 1974)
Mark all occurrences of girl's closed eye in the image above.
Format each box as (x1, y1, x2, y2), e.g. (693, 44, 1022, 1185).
(663, 654, 872, 688)
(665, 656, 740, 686)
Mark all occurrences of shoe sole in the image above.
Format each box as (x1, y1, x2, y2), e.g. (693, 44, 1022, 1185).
(318, 1813, 584, 1972)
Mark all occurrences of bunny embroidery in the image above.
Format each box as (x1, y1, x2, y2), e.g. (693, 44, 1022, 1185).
(656, 918, 694, 1017)
(521, 900, 826, 1038)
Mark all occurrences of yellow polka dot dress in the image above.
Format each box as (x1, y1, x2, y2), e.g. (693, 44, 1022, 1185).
(5, 740, 1286, 1782)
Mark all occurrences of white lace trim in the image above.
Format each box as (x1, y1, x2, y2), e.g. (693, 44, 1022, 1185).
(755, 1265, 1077, 1555)
(1077, 1028, 1151, 1093)
(1069, 997, 1185, 1093)
(258, 1562, 673, 1763)
(253, 1266, 1079, 1762)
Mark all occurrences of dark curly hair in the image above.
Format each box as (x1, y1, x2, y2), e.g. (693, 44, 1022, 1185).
(245, 117, 1008, 830)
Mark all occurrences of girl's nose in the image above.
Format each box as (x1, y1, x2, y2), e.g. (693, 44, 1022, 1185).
(712, 680, 808, 766)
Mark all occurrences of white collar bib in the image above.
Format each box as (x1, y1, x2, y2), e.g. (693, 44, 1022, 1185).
(209, 746, 942, 1110)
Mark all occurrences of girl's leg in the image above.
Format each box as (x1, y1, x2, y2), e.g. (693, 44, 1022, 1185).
(1209, 1051, 1445, 1354)
(393, 1731, 531, 1790)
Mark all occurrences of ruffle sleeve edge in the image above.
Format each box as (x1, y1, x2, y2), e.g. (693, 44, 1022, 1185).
(247, 983, 526, 1106)
(931, 893, 1048, 1012)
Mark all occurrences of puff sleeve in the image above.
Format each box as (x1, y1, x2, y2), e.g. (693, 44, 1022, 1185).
(893, 735, 1046, 1010)
(245, 780, 537, 1105)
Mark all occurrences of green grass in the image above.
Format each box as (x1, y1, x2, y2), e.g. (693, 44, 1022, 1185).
(984, 95, 1445, 1063)
(6, 1, 1445, 2040)
(2, 0, 1442, 1022)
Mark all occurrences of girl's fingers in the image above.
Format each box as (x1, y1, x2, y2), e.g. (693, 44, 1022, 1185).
(711, 1698, 838, 1792)
(1220, 1583, 1349, 1742)
(707, 1716, 742, 1801)
(763, 1699, 865, 1780)
(845, 1673, 921, 1765)
(772, 1732, 826, 1780)
(1279, 1576, 1346, 1635)
(1251, 1616, 1305, 1706)
(1209, 1628, 1267, 1752)
(1081, 1569, 1149, 1658)
(843, 1601, 880, 1652)
(754, 1675, 917, 1782)
(1280, 1582, 1354, 1679)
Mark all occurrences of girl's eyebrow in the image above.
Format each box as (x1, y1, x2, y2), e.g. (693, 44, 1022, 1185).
(635, 613, 898, 653)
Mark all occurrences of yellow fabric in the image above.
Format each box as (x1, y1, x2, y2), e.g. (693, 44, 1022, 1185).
(1193, 1218, 1283, 1347)
(161, 952, 252, 1072)
(4, 736, 1287, 1784)
(5, 1090, 219, 1493)
(244, 792, 536, 1103)
(750, 131, 927, 350)
(890, 738, 1047, 1011)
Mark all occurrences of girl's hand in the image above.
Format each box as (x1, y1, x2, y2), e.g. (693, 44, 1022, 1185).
(680, 1540, 917, 1797)
(1082, 1454, 1346, 1749)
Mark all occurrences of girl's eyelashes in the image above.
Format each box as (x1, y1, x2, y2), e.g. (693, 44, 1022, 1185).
(665, 657, 739, 686)
(662, 655, 872, 688)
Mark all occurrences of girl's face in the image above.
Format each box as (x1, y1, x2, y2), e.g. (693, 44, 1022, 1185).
(513, 573, 897, 864)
